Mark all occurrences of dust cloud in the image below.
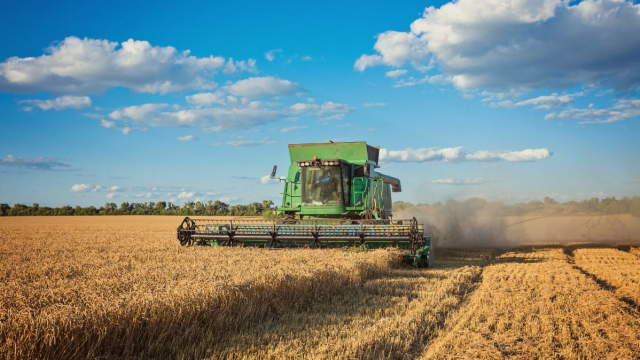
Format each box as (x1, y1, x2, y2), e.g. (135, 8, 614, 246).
(395, 199, 640, 248)
(395, 199, 510, 248)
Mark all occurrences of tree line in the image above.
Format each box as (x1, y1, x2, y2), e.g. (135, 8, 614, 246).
(0, 200, 276, 217)
(2, 196, 640, 217)
(394, 196, 640, 217)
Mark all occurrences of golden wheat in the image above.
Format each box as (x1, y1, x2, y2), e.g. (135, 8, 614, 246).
(201, 250, 489, 359)
(421, 247, 640, 359)
(0, 217, 400, 359)
(2, 217, 639, 360)
(573, 248, 640, 305)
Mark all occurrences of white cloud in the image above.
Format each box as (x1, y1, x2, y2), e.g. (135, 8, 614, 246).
(225, 76, 299, 98)
(186, 92, 225, 106)
(70, 184, 104, 192)
(392, 74, 451, 88)
(289, 103, 319, 114)
(288, 101, 354, 118)
(280, 125, 307, 133)
(99, 119, 148, 135)
(265, 49, 282, 62)
(212, 138, 277, 146)
(356, 0, 640, 92)
(177, 191, 195, 199)
(491, 93, 578, 110)
(379, 147, 552, 163)
(319, 101, 354, 114)
(363, 102, 386, 107)
(354, 55, 384, 72)
(71, 184, 127, 193)
(302, 56, 312, 61)
(0, 36, 255, 94)
(431, 178, 495, 185)
(18, 95, 91, 111)
(385, 69, 408, 78)
(222, 58, 257, 74)
(106, 193, 117, 199)
(102, 101, 283, 130)
(177, 135, 197, 142)
(544, 98, 640, 124)
(0, 154, 70, 170)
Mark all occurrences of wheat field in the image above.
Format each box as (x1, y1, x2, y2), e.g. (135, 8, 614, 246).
(1, 216, 639, 359)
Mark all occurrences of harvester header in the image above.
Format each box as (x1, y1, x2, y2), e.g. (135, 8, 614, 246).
(177, 141, 433, 267)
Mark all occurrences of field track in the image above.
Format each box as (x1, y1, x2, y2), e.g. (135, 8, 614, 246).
(1, 216, 639, 359)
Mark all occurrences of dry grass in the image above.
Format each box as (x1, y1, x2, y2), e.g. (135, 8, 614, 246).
(573, 248, 640, 306)
(421, 247, 640, 359)
(0, 217, 400, 359)
(2, 217, 639, 359)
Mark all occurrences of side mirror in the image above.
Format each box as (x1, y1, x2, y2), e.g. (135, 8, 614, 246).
(270, 165, 277, 178)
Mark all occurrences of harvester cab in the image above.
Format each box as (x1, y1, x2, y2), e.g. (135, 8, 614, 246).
(177, 141, 433, 268)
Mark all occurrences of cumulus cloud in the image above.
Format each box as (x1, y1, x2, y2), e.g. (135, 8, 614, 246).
(289, 101, 354, 116)
(491, 93, 578, 109)
(99, 119, 148, 135)
(103, 100, 283, 130)
(356, 0, 640, 92)
(379, 147, 552, 163)
(177, 135, 197, 142)
(431, 178, 496, 185)
(177, 191, 195, 199)
(0, 154, 71, 170)
(70, 184, 104, 192)
(392, 74, 451, 88)
(224, 76, 299, 98)
(70, 184, 125, 192)
(265, 49, 282, 62)
(544, 98, 640, 124)
(106, 193, 117, 199)
(280, 125, 307, 133)
(0, 36, 257, 94)
(185, 92, 226, 106)
(385, 69, 408, 78)
(222, 58, 257, 75)
(212, 138, 277, 146)
(18, 95, 91, 111)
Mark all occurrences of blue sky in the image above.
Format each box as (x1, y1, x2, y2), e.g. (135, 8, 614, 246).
(1, 0, 639, 207)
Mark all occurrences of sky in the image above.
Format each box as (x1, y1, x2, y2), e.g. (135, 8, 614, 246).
(1, 0, 639, 207)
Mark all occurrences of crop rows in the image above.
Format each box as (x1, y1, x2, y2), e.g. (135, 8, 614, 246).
(1, 217, 639, 359)
(0, 217, 400, 359)
(422, 247, 640, 359)
(573, 248, 640, 306)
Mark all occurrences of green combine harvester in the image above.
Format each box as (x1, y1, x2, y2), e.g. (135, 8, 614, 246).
(177, 141, 433, 267)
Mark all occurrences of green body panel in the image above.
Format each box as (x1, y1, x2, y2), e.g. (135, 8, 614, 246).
(178, 141, 434, 268)
(288, 142, 378, 165)
(280, 141, 397, 220)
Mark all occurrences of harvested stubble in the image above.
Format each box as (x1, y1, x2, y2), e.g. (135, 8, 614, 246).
(573, 248, 640, 306)
(421, 247, 640, 359)
(0, 217, 400, 359)
(201, 250, 489, 359)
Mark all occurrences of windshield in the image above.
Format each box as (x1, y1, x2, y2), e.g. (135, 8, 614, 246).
(301, 167, 343, 205)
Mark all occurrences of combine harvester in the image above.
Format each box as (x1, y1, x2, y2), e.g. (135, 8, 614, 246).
(177, 141, 433, 267)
